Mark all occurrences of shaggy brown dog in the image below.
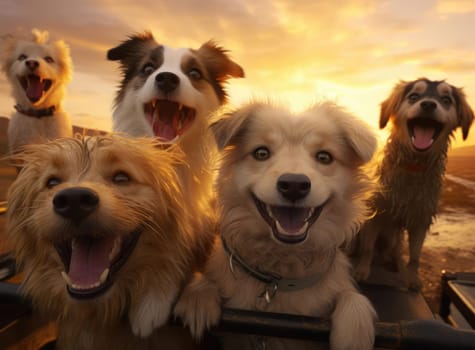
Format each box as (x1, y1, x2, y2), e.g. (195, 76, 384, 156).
(175, 101, 377, 350)
(6, 135, 205, 349)
(352, 78, 474, 289)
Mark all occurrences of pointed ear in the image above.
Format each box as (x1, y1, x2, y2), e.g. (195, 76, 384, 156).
(107, 31, 155, 62)
(380, 80, 409, 129)
(210, 104, 260, 150)
(54, 39, 73, 83)
(452, 85, 474, 140)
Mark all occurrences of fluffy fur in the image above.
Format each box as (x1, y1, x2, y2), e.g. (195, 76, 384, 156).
(175, 101, 377, 350)
(1, 28, 72, 154)
(6, 135, 207, 349)
(107, 32, 244, 254)
(352, 78, 474, 289)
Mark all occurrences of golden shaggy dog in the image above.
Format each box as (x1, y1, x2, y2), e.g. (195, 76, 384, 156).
(352, 78, 474, 289)
(6, 135, 206, 349)
(175, 101, 377, 350)
(1, 28, 72, 154)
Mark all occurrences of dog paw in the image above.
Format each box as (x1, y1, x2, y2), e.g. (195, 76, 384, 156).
(129, 290, 175, 338)
(330, 290, 376, 350)
(353, 264, 371, 282)
(406, 268, 422, 291)
(174, 272, 222, 340)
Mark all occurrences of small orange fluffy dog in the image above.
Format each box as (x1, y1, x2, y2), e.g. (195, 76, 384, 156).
(175, 101, 377, 350)
(6, 135, 205, 349)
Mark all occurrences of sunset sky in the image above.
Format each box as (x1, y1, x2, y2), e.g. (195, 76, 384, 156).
(1, 0, 475, 148)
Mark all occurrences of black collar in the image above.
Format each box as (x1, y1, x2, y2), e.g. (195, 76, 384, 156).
(222, 238, 335, 302)
(15, 104, 56, 118)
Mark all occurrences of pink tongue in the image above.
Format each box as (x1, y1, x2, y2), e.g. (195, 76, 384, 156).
(271, 207, 308, 234)
(153, 119, 177, 141)
(413, 125, 435, 150)
(68, 237, 115, 287)
(152, 101, 180, 141)
(26, 75, 44, 102)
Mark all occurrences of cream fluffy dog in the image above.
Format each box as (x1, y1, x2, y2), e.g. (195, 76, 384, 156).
(6, 135, 206, 350)
(1, 28, 72, 154)
(352, 78, 474, 289)
(175, 101, 377, 350)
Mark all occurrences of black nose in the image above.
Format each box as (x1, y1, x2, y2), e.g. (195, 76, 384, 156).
(155, 72, 179, 94)
(420, 100, 437, 112)
(277, 173, 311, 202)
(25, 60, 39, 71)
(53, 187, 99, 223)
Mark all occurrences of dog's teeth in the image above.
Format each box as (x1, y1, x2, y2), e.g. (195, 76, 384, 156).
(71, 238, 78, 250)
(266, 205, 274, 219)
(152, 111, 158, 125)
(109, 238, 121, 261)
(305, 208, 315, 221)
(178, 103, 183, 111)
(100, 268, 109, 283)
(61, 271, 72, 286)
(90, 281, 100, 289)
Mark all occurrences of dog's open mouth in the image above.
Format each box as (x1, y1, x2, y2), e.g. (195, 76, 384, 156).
(252, 194, 325, 244)
(55, 229, 141, 299)
(407, 118, 443, 151)
(143, 99, 196, 143)
(18, 74, 53, 103)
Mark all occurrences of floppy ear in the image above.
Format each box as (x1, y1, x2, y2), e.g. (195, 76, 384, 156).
(380, 80, 409, 129)
(210, 104, 259, 150)
(334, 107, 377, 164)
(107, 31, 156, 62)
(197, 41, 244, 80)
(451, 85, 474, 140)
(196, 41, 244, 104)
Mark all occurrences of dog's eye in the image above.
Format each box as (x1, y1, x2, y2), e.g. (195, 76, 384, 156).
(188, 68, 202, 80)
(46, 177, 61, 188)
(142, 63, 156, 76)
(112, 172, 130, 184)
(441, 96, 452, 106)
(316, 151, 333, 165)
(44, 56, 54, 63)
(408, 93, 420, 103)
(18, 54, 27, 61)
(252, 146, 270, 161)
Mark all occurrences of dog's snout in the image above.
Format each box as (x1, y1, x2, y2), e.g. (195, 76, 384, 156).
(420, 100, 437, 112)
(25, 60, 39, 71)
(155, 72, 179, 94)
(53, 187, 99, 222)
(277, 173, 311, 201)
